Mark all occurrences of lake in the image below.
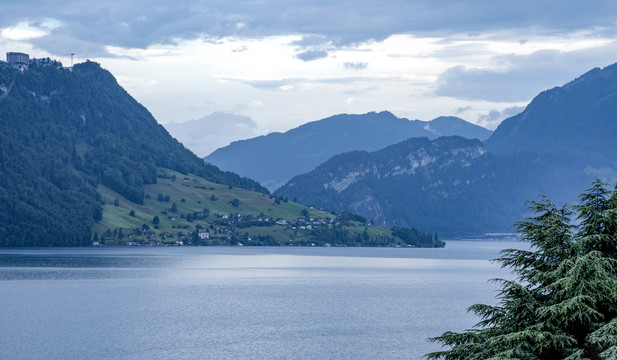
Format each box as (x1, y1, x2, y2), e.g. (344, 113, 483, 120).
(0, 241, 529, 360)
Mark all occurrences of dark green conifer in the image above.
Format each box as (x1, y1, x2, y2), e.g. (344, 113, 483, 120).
(426, 180, 617, 360)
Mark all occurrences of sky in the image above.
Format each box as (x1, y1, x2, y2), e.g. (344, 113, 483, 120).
(2, 0, 617, 156)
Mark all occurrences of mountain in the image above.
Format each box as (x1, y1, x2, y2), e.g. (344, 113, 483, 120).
(485, 63, 617, 158)
(412, 116, 493, 141)
(0, 60, 439, 248)
(275, 63, 617, 235)
(0, 60, 266, 246)
(205, 111, 492, 191)
(274, 136, 590, 235)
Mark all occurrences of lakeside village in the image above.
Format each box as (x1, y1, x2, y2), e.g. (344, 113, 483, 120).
(93, 176, 398, 247)
(96, 212, 371, 247)
(96, 199, 440, 247)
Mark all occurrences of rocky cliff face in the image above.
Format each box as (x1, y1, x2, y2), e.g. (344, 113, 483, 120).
(276, 136, 590, 235)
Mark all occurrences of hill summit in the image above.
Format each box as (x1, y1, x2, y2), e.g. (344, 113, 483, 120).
(0, 59, 266, 246)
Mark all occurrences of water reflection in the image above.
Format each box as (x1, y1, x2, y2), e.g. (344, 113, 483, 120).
(0, 241, 529, 359)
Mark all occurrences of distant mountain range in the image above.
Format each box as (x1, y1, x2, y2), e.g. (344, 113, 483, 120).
(205, 112, 492, 191)
(274, 63, 617, 235)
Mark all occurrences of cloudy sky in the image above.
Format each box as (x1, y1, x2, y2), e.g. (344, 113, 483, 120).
(2, 0, 617, 156)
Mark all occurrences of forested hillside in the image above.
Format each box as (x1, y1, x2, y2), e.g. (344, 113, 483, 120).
(485, 62, 617, 158)
(275, 136, 591, 235)
(0, 61, 266, 246)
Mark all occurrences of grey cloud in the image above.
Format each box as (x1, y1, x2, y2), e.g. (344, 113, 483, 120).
(295, 49, 328, 61)
(4, 0, 617, 57)
(428, 42, 490, 60)
(344, 62, 368, 70)
(477, 106, 525, 129)
(232, 45, 248, 52)
(501, 106, 525, 118)
(29, 30, 127, 60)
(290, 35, 333, 62)
(343, 85, 379, 95)
(226, 74, 403, 91)
(222, 78, 301, 90)
(455, 106, 472, 114)
(164, 111, 259, 157)
(435, 42, 617, 102)
(291, 35, 329, 47)
(436, 65, 540, 102)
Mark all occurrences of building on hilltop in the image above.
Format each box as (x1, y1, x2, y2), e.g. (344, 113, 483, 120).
(2, 52, 61, 70)
(6, 52, 29, 71)
(7, 52, 29, 64)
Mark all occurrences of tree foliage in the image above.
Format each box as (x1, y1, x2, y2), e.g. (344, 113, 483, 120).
(392, 227, 444, 248)
(426, 180, 617, 360)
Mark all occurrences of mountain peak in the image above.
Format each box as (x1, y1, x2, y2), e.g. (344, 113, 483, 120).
(485, 61, 617, 156)
(412, 116, 492, 141)
(206, 111, 490, 191)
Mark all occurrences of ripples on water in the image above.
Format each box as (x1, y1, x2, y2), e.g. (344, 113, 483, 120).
(0, 241, 529, 360)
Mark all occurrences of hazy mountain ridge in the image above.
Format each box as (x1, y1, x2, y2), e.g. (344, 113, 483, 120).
(205, 111, 492, 191)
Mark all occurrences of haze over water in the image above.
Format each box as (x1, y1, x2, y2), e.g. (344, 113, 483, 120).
(0, 241, 529, 359)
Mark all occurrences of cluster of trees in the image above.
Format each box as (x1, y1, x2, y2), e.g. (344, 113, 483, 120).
(242, 235, 280, 246)
(339, 211, 368, 224)
(307, 226, 400, 247)
(391, 227, 443, 248)
(0, 61, 268, 246)
(427, 180, 617, 359)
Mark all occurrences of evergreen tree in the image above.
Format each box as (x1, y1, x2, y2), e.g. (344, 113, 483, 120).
(426, 180, 617, 360)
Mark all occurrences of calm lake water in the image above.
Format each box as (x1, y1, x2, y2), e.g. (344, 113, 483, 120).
(0, 241, 529, 360)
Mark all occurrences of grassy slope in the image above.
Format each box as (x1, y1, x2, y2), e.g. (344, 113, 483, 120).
(94, 168, 396, 245)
